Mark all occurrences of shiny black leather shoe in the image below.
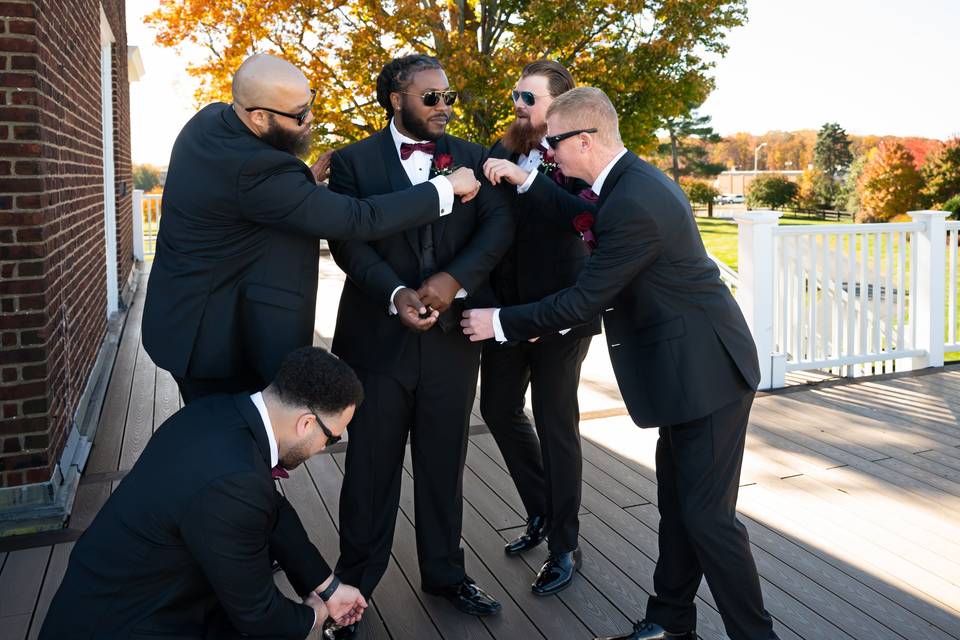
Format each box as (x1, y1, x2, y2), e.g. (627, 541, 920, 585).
(504, 515, 548, 556)
(594, 620, 696, 640)
(321, 620, 357, 639)
(423, 577, 502, 616)
(531, 547, 581, 596)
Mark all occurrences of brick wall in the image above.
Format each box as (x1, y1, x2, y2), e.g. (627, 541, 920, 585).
(0, 0, 132, 490)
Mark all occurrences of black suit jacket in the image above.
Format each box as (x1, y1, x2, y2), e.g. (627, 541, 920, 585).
(40, 394, 330, 640)
(486, 140, 601, 342)
(142, 103, 445, 383)
(500, 151, 760, 426)
(329, 128, 514, 371)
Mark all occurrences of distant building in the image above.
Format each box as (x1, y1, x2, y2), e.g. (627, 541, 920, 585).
(714, 170, 804, 196)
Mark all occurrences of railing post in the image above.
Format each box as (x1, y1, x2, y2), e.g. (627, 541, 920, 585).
(734, 210, 783, 389)
(132, 189, 145, 262)
(909, 210, 949, 370)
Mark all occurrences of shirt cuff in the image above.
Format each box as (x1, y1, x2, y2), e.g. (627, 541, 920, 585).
(311, 610, 317, 637)
(388, 285, 405, 315)
(559, 328, 571, 335)
(455, 288, 467, 299)
(430, 176, 455, 216)
(516, 169, 538, 194)
(492, 308, 507, 343)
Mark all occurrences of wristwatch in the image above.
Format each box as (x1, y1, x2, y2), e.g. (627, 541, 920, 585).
(318, 576, 341, 602)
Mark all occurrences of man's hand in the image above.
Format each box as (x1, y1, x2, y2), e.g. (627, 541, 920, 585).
(394, 287, 438, 332)
(461, 308, 496, 342)
(303, 591, 329, 629)
(310, 150, 334, 183)
(446, 166, 482, 203)
(321, 583, 368, 626)
(483, 158, 531, 186)
(417, 272, 462, 313)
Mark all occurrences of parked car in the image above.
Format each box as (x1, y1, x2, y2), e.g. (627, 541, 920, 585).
(715, 193, 745, 205)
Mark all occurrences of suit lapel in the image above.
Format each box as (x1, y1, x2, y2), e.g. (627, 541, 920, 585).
(232, 394, 272, 469)
(597, 151, 638, 206)
(431, 135, 452, 248)
(377, 128, 421, 255)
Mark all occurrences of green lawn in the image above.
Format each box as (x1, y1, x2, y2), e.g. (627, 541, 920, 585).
(696, 214, 848, 271)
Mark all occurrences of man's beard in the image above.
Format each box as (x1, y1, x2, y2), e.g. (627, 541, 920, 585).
(397, 96, 447, 141)
(502, 117, 548, 156)
(279, 440, 312, 472)
(261, 116, 312, 157)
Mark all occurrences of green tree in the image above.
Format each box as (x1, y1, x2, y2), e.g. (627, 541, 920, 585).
(683, 180, 720, 217)
(856, 141, 922, 223)
(148, 0, 748, 150)
(658, 110, 726, 183)
(133, 164, 161, 191)
(838, 154, 867, 213)
(920, 139, 960, 208)
(746, 175, 798, 210)
(813, 122, 853, 208)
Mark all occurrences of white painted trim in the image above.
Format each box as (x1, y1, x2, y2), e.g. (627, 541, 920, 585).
(99, 4, 115, 44)
(127, 45, 145, 82)
(101, 41, 118, 316)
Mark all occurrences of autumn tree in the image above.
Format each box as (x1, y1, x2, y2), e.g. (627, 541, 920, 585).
(657, 109, 725, 183)
(856, 141, 923, 223)
(746, 175, 797, 210)
(683, 179, 720, 217)
(920, 138, 960, 209)
(148, 0, 747, 150)
(134, 164, 162, 191)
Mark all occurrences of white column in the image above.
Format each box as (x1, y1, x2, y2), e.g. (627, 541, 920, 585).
(734, 210, 782, 389)
(100, 6, 118, 316)
(909, 210, 949, 370)
(132, 189, 144, 261)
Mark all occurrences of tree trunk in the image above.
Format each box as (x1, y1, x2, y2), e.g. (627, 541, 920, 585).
(708, 201, 713, 218)
(670, 129, 680, 183)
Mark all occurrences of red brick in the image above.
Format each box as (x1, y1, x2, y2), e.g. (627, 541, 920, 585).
(15, 260, 42, 276)
(10, 90, 37, 105)
(1, 367, 16, 382)
(14, 226, 41, 241)
(13, 160, 38, 174)
(13, 194, 44, 208)
(2, 436, 21, 453)
(3, 471, 24, 487)
(7, 21, 36, 36)
(21, 362, 44, 379)
(24, 467, 48, 483)
(2, 404, 16, 418)
(23, 433, 47, 450)
(0, 346, 43, 364)
(13, 124, 39, 140)
(21, 397, 46, 413)
(0, 380, 44, 399)
(0, 3, 36, 18)
(0, 38, 37, 54)
(0, 71, 35, 87)
(0, 142, 40, 156)
(0, 451, 47, 471)
(0, 243, 43, 259)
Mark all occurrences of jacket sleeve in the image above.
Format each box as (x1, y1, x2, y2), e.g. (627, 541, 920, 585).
(238, 149, 439, 241)
(521, 172, 597, 231)
(180, 473, 317, 639)
(269, 493, 333, 596)
(327, 150, 408, 306)
(500, 191, 660, 341)
(442, 151, 516, 294)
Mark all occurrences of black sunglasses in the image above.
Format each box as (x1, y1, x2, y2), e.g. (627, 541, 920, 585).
(545, 128, 598, 150)
(245, 88, 317, 126)
(311, 412, 341, 447)
(511, 90, 551, 107)
(401, 90, 458, 107)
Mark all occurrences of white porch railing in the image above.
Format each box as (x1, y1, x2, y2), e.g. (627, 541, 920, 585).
(735, 210, 954, 389)
(132, 190, 162, 260)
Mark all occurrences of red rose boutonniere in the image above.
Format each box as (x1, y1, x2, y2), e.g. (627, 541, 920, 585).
(573, 212, 597, 254)
(433, 153, 455, 176)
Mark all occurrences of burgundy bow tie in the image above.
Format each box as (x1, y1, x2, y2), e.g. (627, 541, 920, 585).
(271, 465, 289, 479)
(536, 143, 549, 155)
(399, 141, 436, 160)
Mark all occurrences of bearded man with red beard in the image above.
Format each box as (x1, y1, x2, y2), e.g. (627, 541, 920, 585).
(479, 60, 601, 596)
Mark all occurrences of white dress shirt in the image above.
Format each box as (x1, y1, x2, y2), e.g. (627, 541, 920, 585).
(515, 138, 548, 194)
(491, 147, 628, 342)
(387, 119, 466, 314)
(250, 391, 279, 467)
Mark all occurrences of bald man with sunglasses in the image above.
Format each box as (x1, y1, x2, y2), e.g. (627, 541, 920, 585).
(143, 54, 484, 404)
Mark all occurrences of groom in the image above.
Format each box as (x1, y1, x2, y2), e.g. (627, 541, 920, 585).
(326, 54, 513, 638)
(465, 88, 779, 640)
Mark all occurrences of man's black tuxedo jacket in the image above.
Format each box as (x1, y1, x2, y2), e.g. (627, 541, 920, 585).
(328, 128, 514, 371)
(486, 140, 600, 342)
(142, 103, 444, 383)
(39, 394, 329, 640)
(500, 152, 760, 426)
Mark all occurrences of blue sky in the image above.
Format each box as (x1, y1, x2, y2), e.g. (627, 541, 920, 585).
(127, 0, 958, 165)
(700, 0, 958, 139)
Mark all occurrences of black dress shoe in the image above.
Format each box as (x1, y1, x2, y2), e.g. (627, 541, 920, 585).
(531, 547, 581, 596)
(423, 577, 502, 616)
(504, 515, 548, 556)
(594, 620, 696, 640)
(321, 620, 357, 639)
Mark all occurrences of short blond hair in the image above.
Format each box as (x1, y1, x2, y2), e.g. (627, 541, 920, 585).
(545, 87, 622, 147)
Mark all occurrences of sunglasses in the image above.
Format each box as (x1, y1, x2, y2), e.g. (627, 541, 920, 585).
(311, 412, 342, 447)
(511, 90, 551, 107)
(545, 128, 598, 150)
(401, 90, 458, 107)
(245, 88, 317, 126)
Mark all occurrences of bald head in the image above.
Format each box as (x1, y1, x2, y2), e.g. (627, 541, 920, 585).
(232, 54, 311, 113)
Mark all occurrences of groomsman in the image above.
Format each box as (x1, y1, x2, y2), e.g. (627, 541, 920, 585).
(480, 60, 600, 595)
(464, 88, 779, 640)
(326, 55, 513, 638)
(142, 54, 481, 404)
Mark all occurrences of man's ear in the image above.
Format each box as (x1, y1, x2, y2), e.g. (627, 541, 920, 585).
(391, 93, 402, 113)
(295, 413, 313, 438)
